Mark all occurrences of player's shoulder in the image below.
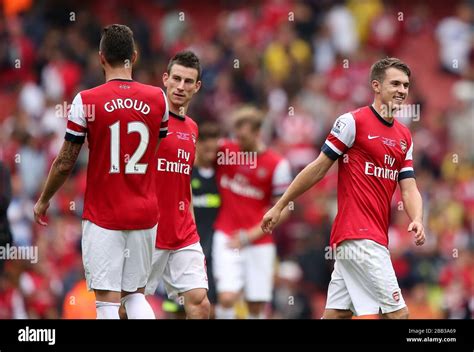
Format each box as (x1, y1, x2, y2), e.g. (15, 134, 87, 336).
(133, 82, 165, 97)
(261, 147, 286, 165)
(349, 105, 372, 122)
(218, 138, 238, 150)
(393, 118, 413, 139)
(331, 110, 357, 136)
(184, 115, 198, 131)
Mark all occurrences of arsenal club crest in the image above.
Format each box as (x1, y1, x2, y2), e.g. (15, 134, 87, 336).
(393, 291, 400, 302)
(400, 139, 407, 153)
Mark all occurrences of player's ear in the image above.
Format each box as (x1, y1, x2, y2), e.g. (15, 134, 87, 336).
(99, 51, 107, 67)
(162, 72, 169, 87)
(131, 50, 138, 64)
(371, 80, 381, 94)
(194, 80, 202, 94)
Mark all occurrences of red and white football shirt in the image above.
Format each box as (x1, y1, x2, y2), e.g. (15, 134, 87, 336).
(321, 105, 415, 248)
(214, 140, 292, 245)
(65, 79, 169, 230)
(155, 112, 199, 250)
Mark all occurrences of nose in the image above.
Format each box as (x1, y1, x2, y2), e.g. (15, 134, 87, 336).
(398, 85, 408, 96)
(177, 80, 185, 91)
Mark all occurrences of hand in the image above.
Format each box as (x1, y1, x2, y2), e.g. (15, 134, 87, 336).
(228, 231, 250, 249)
(33, 200, 50, 226)
(408, 220, 425, 246)
(261, 206, 282, 233)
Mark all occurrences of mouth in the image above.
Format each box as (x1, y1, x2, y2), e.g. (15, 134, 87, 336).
(393, 96, 405, 103)
(173, 92, 185, 99)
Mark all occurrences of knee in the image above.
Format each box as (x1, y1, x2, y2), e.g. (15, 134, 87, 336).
(219, 292, 238, 308)
(184, 290, 210, 319)
(322, 309, 353, 319)
(192, 295, 210, 316)
(247, 302, 264, 315)
(384, 306, 409, 319)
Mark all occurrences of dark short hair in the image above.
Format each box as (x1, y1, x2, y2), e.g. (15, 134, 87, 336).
(370, 57, 411, 83)
(167, 51, 201, 81)
(99, 24, 135, 67)
(198, 120, 220, 141)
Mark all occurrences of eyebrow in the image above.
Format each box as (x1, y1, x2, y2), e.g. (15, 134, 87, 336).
(172, 74, 195, 83)
(390, 80, 410, 86)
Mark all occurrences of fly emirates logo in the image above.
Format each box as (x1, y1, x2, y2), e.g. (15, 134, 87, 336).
(158, 148, 191, 175)
(220, 174, 264, 200)
(365, 155, 399, 181)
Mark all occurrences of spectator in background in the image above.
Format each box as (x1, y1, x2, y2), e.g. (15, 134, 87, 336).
(0, 161, 13, 276)
(192, 120, 221, 317)
(436, 2, 474, 76)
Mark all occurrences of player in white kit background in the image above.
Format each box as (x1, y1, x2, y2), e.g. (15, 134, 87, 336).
(262, 57, 425, 319)
(213, 106, 293, 319)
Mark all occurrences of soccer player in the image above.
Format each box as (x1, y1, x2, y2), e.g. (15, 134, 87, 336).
(191, 121, 221, 316)
(143, 51, 210, 319)
(33, 24, 169, 319)
(261, 57, 425, 319)
(213, 106, 293, 319)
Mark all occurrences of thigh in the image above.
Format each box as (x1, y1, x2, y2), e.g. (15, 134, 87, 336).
(243, 243, 276, 302)
(212, 231, 244, 294)
(144, 247, 169, 295)
(81, 220, 126, 292)
(338, 240, 406, 316)
(325, 260, 354, 313)
(163, 242, 208, 299)
(122, 224, 157, 293)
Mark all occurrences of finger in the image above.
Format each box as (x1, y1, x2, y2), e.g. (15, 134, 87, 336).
(35, 215, 47, 226)
(407, 223, 414, 232)
(415, 236, 425, 246)
(262, 219, 272, 233)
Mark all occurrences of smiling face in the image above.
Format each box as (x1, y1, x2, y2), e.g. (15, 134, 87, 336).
(372, 67, 410, 114)
(163, 64, 201, 113)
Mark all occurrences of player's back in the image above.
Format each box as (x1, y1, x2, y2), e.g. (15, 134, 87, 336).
(66, 79, 168, 230)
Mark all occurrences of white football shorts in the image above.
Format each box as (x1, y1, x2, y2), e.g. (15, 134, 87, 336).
(212, 230, 276, 302)
(145, 241, 208, 299)
(82, 220, 157, 293)
(325, 239, 406, 316)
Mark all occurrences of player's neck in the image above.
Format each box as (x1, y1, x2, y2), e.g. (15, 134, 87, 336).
(105, 68, 133, 82)
(169, 103, 188, 117)
(371, 101, 394, 124)
(241, 141, 265, 153)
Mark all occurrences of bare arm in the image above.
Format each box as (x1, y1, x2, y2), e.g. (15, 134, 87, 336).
(34, 141, 83, 225)
(261, 152, 335, 233)
(399, 177, 425, 246)
(190, 184, 195, 222)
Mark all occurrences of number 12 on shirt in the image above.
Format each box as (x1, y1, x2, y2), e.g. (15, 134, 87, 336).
(109, 121, 150, 174)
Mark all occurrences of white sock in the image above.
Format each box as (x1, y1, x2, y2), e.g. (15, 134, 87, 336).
(121, 293, 155, 319)
(247, 312, 264, 319)
(215, 305, 235, 319)
(96, 301, 120, 319)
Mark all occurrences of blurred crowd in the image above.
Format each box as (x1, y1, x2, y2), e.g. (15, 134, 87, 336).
(0, 0, 472, 319)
